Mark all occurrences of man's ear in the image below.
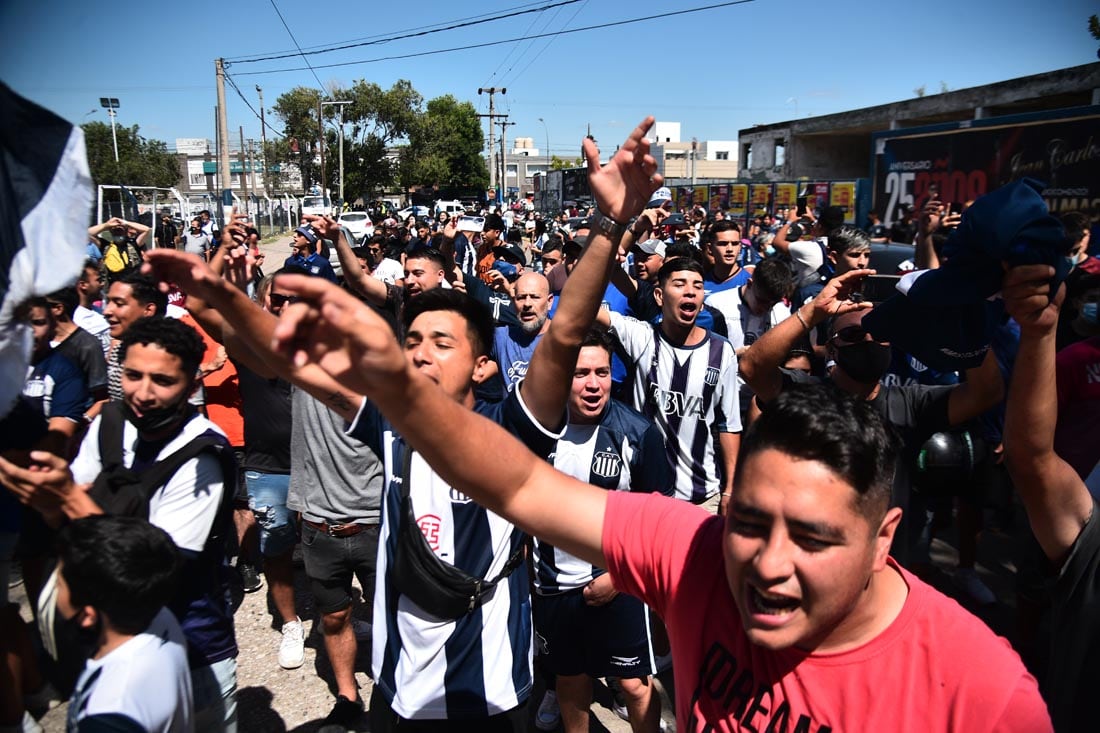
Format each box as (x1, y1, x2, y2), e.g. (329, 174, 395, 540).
(872, 507, 902, 571)
(827, 250, 838, 268)
(77, 605, 100, 630)
(471, 354, 491, 385)
(653, 286, 665, 308)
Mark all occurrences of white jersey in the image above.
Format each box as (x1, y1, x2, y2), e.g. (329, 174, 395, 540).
(371, 258, 404, 285)
(347, 387, 560, 720)
(609, 312, 741, 503)
(704, 286, 790, 351)
(67, 608, 193, 733)
(74, 305, 111, 356)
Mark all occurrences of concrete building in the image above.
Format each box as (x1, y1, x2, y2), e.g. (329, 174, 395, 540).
(737, 62, 1100, 182)
(173, 137, 302, 200)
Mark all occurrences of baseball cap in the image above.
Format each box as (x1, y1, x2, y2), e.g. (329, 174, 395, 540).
(294, 226, 319, 245)
(647, 187, 673, 208)
(493, 243, 527, 266)
(633, 238, 666, 258)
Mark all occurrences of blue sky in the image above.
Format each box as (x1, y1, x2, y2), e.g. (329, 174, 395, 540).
(2, 0, 1095, 159)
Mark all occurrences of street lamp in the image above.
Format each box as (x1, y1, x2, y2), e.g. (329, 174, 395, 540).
(537, 117, 550, 167)
(99, 97, 120, 162)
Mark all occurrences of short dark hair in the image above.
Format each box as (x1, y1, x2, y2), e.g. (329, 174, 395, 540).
(402, 288, 494, 358)
(542, 238, 564, 257)
(657, 256, 705, 286)
(664, 242, 704, 268)
(827, 225, 871, 256)
(819, 206, 846, 234)
(506, 227, 524, 244)
(750, 257, 794, 304)
(740, 385, 897, 520)
(711, 219, 741, 237)
(404, 245, 448, 271)
(80, 259, 101, 281)
(483, 213, 505, 232)
(46, 286, 80, 319)
(1061, 211, 1090, 244)
(119, 316, 205, 378)
(579, 326, 615, 356)
(117, 272, 168, 316)
(57, 515, 182, 635)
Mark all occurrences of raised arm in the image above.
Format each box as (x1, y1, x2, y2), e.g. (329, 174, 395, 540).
(521, 116, 663, 428)
(1002, 264, 1093, 564)
(946, 347, 1004, 426)
(142, 249, 364, 423)
(740, 268, 873, 402)
(272, 273, 610, 568)
(305, 215, 388, 304)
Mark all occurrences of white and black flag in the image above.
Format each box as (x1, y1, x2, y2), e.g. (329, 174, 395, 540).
(0, 82, 93, 419)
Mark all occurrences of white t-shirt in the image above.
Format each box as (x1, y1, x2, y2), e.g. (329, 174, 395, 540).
(788, 237, 825, 286)
(74, 306, 111, 356)
(371, 258, 404, 286)
(67, 608, 193, 733)
(704, 286, 791, 350)
(71, 414, 227, 553)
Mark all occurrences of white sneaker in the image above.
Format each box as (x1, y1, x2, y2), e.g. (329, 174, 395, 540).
(955, 568, 996, 605)
(534, 690, 560, 731)
(22, 711, 44, 733)
(278, 618, 306, 669)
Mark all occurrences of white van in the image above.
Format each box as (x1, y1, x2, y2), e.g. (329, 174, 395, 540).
(434, 200, 465, 218)
(301, 195, 332, 219)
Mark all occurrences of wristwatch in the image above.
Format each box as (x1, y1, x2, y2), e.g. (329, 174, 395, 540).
(589, 209, 630, 242)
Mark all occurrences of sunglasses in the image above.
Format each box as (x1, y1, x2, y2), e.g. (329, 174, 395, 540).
(830, 325, 868, 343)
(269, 293, 299, 307)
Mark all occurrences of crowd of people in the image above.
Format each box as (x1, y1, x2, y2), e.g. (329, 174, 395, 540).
(2, 115, 1099, 733)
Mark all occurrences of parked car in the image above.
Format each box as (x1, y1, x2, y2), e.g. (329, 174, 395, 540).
(338, 211, 374, 243)
(396, 205, 432, 221)
(868, 241, 917, 275)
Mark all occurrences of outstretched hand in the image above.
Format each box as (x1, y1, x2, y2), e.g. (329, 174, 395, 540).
(143, 249, 221, 299)
(269, 274, 406, 397)
(810, 268, 876, 322)
(583, 116, 662, 224)
(301, 214, 342, 242)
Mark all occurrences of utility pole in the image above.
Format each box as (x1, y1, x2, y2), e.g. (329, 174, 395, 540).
(496, 119, 515, 204)
(317, 98, 326, 200)
(477, 87, 505, 203)
(247, 139, 257, 201)
(214, 59, 232, 224)
(239, 127, 250, 210)
(256, 85, 269, 196)
(321, 100, 351, 209)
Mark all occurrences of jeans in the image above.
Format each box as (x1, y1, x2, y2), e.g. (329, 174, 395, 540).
(192, 656, 238, 733)
(244, 471, 296, 557)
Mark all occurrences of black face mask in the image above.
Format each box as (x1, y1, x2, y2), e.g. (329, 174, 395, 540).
(121, 399, 194, 435)
(835, 341, 892, 384)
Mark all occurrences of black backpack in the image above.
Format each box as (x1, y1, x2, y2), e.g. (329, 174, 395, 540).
(87, 402, 236, 524)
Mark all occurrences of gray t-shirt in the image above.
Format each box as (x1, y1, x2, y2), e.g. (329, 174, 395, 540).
(287, 387, 383, 524)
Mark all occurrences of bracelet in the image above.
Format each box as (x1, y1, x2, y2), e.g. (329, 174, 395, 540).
(794, 309, 811, 331)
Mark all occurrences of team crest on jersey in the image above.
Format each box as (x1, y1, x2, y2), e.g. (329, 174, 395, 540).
(449, 488, 472, 503)
(704, 366, 720, 386)
(417, 514, 442, 551)
(591, 451, 622, 479)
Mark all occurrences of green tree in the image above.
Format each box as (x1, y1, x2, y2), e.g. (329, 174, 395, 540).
(333, 79, 423, 201)
(81, 121, 179, 189)
(399, 95, 488, 190)
(550, 155, 583, 170)
(272, 86, 323, 192)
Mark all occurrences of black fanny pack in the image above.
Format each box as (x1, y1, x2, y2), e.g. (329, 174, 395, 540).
(391, 448, 524, 619)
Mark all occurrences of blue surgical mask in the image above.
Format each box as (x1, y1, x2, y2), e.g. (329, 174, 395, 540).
(1083, 302, 1099, 324)
(764, 245, 776, 257)
(1065, 254, 1084, 272)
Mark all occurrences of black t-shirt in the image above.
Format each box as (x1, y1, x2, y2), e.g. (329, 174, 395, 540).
(236, 362, 292, 473)
(889, 219, 917, 244)
(54, 327, 108, 394)
(1044, 499, 1100, 732)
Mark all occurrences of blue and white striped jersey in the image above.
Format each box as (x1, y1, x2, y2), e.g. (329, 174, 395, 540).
(348, 388, 560, 720)
(609, 312, 741, 503)
(534, 399, 672, 594)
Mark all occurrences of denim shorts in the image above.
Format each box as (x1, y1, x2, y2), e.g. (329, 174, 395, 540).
(192, 656, 238, 733)
(244, 471, 296, 557)
(300, 521, 379, 614)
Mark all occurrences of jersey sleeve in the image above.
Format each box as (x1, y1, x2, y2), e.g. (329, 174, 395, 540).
(148, 452, 226, 553)
(608, 312, 653, 363)
(46, 356, 89, 420)
(602, 490, 719, 618)
(71, 416, 104, 484)
(344, 396, 385, 453)
(716, 346, 742, 433)
(74, 714, 148, 733)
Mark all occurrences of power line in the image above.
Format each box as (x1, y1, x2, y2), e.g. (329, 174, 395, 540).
(231, 0, 756, 77)
(228, 0, 582, 65)
(501, 0, 589, 88)
(266, 0, 325, 89)
(483, 0, 564, 86)
(223, 71, 284, 139)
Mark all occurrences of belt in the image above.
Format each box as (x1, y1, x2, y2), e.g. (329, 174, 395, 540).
(302, 518, 367, 538)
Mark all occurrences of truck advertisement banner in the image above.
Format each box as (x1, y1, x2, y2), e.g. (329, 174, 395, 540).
(873, 111, 1100, 226)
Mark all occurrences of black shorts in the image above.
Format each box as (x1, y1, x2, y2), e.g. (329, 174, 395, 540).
(533, 585, 654, 679)
(299, 521, 379, 614)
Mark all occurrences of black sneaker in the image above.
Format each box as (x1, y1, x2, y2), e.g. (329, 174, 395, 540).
(238, 562, 263, 593)
(317, 695, 364, 733)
